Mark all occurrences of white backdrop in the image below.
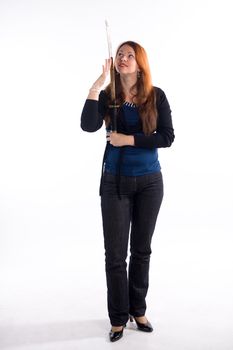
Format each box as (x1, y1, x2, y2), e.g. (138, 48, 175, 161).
(0, 0, 233, 349)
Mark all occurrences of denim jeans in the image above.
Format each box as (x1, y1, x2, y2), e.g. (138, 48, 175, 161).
(100, 171, 164, 326)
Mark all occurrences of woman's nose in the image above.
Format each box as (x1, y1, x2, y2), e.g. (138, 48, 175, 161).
(120, 55, 127, 61)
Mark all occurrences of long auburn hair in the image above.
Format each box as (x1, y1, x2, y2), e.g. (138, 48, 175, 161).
(105, 41, 158, 135)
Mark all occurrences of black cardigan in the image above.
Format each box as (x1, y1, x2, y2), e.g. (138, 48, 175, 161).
(81, 86, 175, 149)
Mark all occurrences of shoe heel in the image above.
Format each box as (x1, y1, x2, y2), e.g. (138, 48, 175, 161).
(129, 315, 134, 322)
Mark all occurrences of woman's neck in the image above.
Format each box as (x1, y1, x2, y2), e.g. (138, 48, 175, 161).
(120, 74, 137, 101)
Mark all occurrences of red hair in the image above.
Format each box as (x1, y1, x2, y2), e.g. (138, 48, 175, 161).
(105, 41, 158, 135)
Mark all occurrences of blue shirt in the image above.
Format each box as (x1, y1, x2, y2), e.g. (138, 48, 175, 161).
(104, 102, 161, 176)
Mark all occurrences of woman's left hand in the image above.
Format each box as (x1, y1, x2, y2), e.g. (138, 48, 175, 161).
(106, 132, 134, 147)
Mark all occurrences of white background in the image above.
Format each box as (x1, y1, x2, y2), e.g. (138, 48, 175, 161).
(0, 0, 233, 349)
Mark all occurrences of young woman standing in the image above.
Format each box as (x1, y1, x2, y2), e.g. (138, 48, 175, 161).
(81, 41, 175, 342)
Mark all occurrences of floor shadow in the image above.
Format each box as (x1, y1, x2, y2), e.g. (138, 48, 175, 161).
(0, 319, 109, 348)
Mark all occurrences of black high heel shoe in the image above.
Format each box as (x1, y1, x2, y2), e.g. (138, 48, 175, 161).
(129, 315, 153, 332)
(109, 324, 126, 342)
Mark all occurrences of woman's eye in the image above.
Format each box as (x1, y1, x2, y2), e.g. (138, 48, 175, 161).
(129, 54, 134, 59)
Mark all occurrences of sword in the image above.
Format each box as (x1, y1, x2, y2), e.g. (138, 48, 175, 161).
(105, 20, 119, 132)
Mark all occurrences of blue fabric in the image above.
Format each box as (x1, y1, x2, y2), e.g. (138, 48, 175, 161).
(104, 103, 161, 176)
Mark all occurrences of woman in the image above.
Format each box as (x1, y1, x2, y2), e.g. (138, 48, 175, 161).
(81, 41, 174, 342)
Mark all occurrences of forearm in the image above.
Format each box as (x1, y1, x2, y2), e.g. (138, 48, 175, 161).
(134, 128, 175, 149)
(86, 58, 111, 101)
(81, 58, 111, 130)
(87, 91, 100, 101)
(107, 133, 135, 147)
(87, 87, 101, 101)
(125, 135, 135, 146)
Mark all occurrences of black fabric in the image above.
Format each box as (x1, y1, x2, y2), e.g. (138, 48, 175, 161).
(81, 86, 174, 198)
(101, 171, 164, 326)
(81, 87, 175, 148)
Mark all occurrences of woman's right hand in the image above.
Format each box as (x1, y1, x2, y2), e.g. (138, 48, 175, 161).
(90, 58, 112, 91)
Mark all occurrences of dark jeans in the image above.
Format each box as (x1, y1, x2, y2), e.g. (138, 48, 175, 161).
(101, 171, 164, 326)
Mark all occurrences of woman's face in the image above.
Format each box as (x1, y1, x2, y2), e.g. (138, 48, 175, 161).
(115, 44, 139, 76)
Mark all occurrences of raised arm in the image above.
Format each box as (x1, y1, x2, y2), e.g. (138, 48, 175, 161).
(80, 59, 111, 132)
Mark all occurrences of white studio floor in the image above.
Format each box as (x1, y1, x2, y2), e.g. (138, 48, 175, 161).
(1, 0, 233, 348)
(0, 199, 233, 350)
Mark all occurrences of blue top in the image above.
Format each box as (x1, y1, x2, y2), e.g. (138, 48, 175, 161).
(104, 102, 161, 176)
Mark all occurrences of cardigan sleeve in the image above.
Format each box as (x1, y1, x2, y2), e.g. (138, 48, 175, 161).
(134, 87, 175, 149)
(80, 90, 107, 132)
